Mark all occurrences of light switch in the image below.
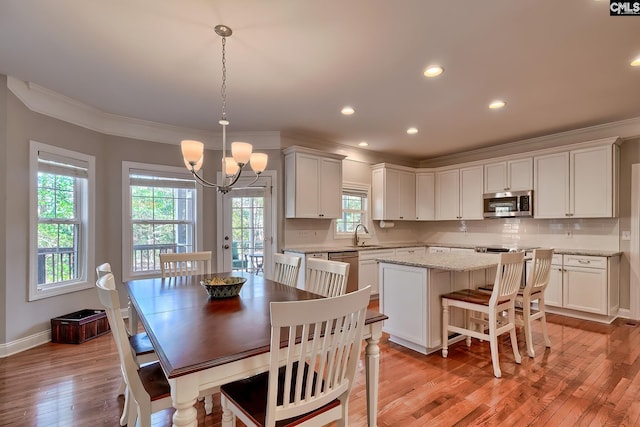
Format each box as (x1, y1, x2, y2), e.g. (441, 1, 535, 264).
(622, 230, 631, 241)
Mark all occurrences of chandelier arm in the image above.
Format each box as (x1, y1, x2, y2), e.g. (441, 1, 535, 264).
(188, 167, 227, 189)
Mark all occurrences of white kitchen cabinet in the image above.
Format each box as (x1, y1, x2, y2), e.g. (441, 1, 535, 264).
(416, 171, 435, 220)
(284, 251, 328, 290)
(534, 142, 617, 219)
(484, 157, 533, 193)
(371, 164, 416, 221)
(358, 248, 395, 295)
(428, 246, 451, 253)
(543, 254, 619, 319)
(435, 165, 483, 220)
(284, 146, 345, 219)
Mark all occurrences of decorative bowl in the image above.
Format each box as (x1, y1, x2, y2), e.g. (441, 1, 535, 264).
(200, 276, 247, 298)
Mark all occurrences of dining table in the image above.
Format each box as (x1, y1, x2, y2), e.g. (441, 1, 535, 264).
(126, 271, 387, 427)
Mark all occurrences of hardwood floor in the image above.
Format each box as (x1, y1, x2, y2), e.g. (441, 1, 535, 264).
(2, 305, 640, 426)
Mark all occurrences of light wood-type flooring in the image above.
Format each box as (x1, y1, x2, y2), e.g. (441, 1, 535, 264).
(2, 302, 640, 426)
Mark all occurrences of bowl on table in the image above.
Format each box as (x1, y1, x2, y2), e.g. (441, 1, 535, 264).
(200, 276, 247, 298)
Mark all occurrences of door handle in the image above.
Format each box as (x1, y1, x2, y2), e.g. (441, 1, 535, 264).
(223, 244, 229, 250)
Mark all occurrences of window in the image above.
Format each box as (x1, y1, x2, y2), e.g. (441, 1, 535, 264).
(29, 141, 95, 301)
(335, 185, 369, 236)
(122, 162, 202, 279)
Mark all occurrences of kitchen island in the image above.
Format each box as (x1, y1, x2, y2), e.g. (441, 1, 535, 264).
(377, 252, 500, 355)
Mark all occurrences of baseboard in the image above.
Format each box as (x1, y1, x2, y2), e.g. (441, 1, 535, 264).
(0, 330, 51, 358)
(0, 308, 126, 358)
(617, 308, 632, 320)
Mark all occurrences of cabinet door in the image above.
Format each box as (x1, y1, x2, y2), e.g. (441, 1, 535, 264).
(508, 157, 533, 191)
(359, 259, 379, 294)
(382, 168, 400, 220)
(397, 170, 416, 220)
(435, 169, 460, 220)
(371, 168, 384, 220)
(563, 266, 608, 314)
(534, 152, 570, 219)
(484, 162, 507, 193)
(571, 145, 612, 218)
(545, 265, 564, 307)
(318, 158, 342, 218)
(416, 172, 435, 220)
(460, 165, 483, 220)
(294, 154, 321, 218)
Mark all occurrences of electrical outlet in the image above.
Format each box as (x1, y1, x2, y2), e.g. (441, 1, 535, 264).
(298, 230, 310, 238)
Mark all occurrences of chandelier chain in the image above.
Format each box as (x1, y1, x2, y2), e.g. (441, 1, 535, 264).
(220, 35, 227, 121)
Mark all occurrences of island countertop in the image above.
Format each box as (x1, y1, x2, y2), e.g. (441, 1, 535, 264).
(377, 252, 501, 272)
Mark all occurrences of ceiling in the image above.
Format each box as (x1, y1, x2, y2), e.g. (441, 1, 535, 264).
(1, 0, 639, 160)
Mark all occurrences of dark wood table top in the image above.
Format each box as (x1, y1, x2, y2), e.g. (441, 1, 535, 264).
(126, 272, 387, 379)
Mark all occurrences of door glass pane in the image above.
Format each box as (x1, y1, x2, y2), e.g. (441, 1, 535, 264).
(230, 195, 264, 274)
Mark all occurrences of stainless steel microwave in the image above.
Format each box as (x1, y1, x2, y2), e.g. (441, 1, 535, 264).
(483, 190, 533, 218)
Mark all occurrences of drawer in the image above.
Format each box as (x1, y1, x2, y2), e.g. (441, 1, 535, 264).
(395, 246, 426, 257)
(428, 246, 450, 253)
(359, 249, 396, 261)
(563, 255, 607, 269)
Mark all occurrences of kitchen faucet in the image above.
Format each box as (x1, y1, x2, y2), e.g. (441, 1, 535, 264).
(353, 223, 369, 246)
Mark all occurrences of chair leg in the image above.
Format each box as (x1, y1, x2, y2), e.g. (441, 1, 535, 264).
(442, 301, 449, 358)
(465, 309, 472, 347)
(221, 395, 236, 427)
(508, 307, 522, 364)
(117, 376, 126, 396)
(120, 388, 131, 426)
(523, 301, 535, 358)
(539, 299, 552, 348)
(204, 394, 213, 415)
(488, 312, 501, 378)
(125, 391, 137, 427)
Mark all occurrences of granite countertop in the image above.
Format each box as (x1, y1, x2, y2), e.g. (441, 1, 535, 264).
(377, 252, 501, 272)
(284, 242, 425, 254)
(284, 243, 622, 257)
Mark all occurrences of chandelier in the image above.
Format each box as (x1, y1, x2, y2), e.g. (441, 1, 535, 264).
(181, 25, 268, 193)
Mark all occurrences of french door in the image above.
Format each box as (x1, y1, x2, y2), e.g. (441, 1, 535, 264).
(217, 172, 275, 278)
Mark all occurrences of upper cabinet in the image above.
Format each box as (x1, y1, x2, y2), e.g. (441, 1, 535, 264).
(435, 165, 483, 220)
(284, 146, 346, 219)
(484, 157, 533, 193)
(415, 171, 435, 221)
(534, 139, 619, 219)
(372, 164, 416, 220)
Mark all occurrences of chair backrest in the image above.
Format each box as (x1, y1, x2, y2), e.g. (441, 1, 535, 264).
(159, 251, 212, 278)
(95, 274, 151, 411)
(490, 251, 525, 305)
(96, 262, 112, 280)
(305, 258, 349, 297)
(523, 248, 554, 296)
(265, 286, 371, 425)
(272, 253, 301, 288)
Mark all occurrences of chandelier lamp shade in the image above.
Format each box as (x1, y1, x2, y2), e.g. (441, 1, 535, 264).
(181, 25, 268, 193)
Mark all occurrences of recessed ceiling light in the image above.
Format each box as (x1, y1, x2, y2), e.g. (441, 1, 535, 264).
(341, 106, 355, 115)
(407, 127, 419, 135)
(631, 56, 640, 67)
(359, 141, 369, 147)
(423, 65, 444, 77)
(489, 100, 506, 109)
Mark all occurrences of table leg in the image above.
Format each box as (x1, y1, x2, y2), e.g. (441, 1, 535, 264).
(365, 323, 382, 427)
(169, 376, 199, 427)
(128, 298, 138, 333)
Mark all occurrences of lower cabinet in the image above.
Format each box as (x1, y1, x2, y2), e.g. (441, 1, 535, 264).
(541, 254, 619, 318)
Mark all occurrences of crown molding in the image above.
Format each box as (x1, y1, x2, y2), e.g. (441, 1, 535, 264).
(7, 76, 281, 149)
(421, 116, 640, 168)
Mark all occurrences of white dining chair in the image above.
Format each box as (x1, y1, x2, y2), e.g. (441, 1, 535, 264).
(96, 273, 217, 427)
(159, 251, 212, 277)
(441, 251, 524, 378)
(220, 286, 371, 427)
(305, 258, 349, 297)
(96, 262, 157, 426)
(517, 248, 554, 357)
(272, 253, 301, 288)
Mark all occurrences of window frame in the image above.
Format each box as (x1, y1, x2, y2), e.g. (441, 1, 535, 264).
(29, 141, 95, 301)
(122, 161, 203, 281)
(334, 182, 371, 240)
